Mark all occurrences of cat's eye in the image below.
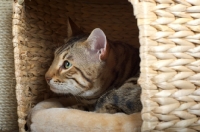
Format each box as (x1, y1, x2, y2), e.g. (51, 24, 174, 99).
(64, 61, 72, 69)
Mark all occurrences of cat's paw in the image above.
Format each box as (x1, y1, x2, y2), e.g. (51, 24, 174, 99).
(27, 98, 63, 130)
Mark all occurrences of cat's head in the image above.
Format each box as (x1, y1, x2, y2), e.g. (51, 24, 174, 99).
(45, 18, 110, 98)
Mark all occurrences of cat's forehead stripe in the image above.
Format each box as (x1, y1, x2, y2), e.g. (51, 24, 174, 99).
(62, 53, 68, 59)
(63, 53, 73, 61)
(55, 34, 88, 55)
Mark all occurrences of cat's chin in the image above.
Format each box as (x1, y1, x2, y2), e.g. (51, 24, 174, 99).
(48, 82, 101, 98)
(50, 86, 61, 93)
(49, 86, 66, 94)
(49, 86, 80, 95)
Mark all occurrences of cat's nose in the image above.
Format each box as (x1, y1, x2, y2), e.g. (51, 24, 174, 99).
(45, 77, 52, 83)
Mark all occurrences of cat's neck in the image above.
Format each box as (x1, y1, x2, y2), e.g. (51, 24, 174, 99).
(90, 41, 140, 99)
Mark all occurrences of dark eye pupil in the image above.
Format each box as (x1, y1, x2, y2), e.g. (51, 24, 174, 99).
(64, 61, 71, 68)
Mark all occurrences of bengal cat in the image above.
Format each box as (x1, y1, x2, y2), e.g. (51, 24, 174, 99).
(45, 18, 142, 114)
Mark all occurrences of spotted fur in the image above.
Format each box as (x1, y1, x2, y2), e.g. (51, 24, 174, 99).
(95, 78, 142, 114)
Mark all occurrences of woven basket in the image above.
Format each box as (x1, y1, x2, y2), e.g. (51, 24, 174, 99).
(130, 0, 200, 131)
(13, 0, 200, 131)
(0, 0, 18, 131)
(13, 0, 139, 131)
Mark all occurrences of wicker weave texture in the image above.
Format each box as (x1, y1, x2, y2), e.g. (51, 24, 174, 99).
(13, 0, 139, 131)
(0, 0, 18, 131)
(129, 0, 200, 131)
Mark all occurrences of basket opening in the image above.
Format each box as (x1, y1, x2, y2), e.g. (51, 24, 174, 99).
(23, 0, 139, 98)
(16, 0, 140, 130)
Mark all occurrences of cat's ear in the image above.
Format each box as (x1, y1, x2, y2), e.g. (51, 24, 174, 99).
(86, 28, 109, 61)
(67, 17, 83, 37)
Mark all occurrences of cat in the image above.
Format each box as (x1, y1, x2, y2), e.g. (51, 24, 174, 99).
(45, 18, 141, 114)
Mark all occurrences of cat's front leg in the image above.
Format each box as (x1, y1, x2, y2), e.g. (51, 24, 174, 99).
(30, 108, 142, 132)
